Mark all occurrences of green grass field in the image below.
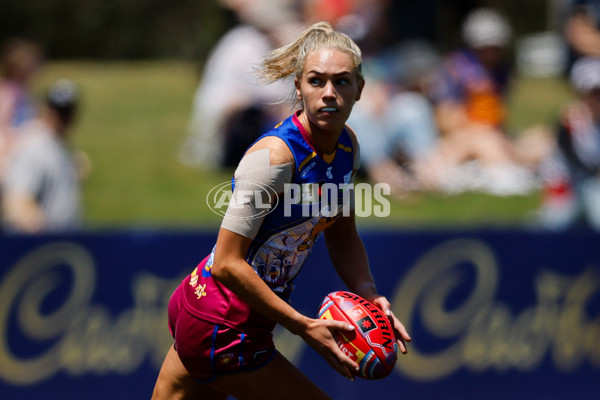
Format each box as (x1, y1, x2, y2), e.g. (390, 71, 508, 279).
(33, 61, 574, 230)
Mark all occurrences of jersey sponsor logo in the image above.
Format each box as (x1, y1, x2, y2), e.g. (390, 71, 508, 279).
(343, 170, 353, 184)
(300, 160, 317, 177)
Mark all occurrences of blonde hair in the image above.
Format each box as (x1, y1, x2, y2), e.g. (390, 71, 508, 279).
(258, 21, 363, 84)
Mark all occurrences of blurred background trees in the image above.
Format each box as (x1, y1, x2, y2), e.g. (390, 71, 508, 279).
(0, 0, 227, 60)
(1, 0, 553, 62)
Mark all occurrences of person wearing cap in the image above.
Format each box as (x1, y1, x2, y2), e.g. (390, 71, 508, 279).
(539, 56, 600, 229)
(428, 8, 549, 195)
(1, 79, 83, 233)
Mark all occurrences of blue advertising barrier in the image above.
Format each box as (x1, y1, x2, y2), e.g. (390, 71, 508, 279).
(0, 229, 599, 399)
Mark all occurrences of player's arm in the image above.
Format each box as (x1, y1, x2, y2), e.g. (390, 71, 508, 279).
(324, 213, 411, 354)
(325, 129, 411, 352)
(323, 211, 374, 297)
(328, 126, 381, 300)
(212, 227, 359, 379)
(210, 137, 359, 379)
(327, 125, 380, 298)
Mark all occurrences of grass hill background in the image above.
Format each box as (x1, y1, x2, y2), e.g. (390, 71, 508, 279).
(33, 61, 574, 231)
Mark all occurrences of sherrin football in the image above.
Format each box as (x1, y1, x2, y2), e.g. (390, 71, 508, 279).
(317, 291, 398, 379)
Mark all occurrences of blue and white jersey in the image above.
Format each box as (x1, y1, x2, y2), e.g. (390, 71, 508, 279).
(190, 112, 357, 330)
(215, 112, 353, 301)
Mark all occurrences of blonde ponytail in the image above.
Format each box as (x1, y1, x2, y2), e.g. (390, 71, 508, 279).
(258, 21, 363, 84)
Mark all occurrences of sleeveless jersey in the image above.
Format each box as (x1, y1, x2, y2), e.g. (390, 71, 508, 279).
(181, 112, 356, 333)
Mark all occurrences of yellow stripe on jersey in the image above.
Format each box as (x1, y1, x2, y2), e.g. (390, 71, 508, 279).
(298, 151, 317, 171)
(322, 143, 351, 164)
(299, 142, 352, 169)
(322, 151, 335, 164)
(337, 143, 352, 153)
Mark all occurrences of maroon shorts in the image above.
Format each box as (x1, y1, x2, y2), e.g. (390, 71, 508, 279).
(168, 283, 277, 382)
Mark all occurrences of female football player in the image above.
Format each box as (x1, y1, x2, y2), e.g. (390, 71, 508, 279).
(152, 21, 411, 400)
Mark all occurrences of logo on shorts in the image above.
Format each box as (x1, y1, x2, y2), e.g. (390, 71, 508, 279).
(219, 353, 236, 365)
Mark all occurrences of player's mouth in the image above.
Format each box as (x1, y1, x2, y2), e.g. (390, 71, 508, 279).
(319, 106, 338, 113)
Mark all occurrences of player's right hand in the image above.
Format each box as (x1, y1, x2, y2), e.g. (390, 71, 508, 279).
(298, 318, 359, 381)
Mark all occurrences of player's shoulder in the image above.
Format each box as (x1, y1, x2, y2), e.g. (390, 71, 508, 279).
(246, 135, 294, 166)
(344, 124, 360, 152)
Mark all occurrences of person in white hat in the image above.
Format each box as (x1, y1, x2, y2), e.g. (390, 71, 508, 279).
(1, 79, 84, 233)
(427, 8, 551, 195)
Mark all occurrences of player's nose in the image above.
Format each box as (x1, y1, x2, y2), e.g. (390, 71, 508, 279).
(322, 80, 337, 98)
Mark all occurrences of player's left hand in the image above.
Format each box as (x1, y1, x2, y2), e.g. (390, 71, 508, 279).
(365, 294, 411, 354)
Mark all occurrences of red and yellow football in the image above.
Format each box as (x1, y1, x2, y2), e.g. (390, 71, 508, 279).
(317, 291, 398, 379)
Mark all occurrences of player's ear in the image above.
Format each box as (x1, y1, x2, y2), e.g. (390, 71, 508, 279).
(295, 77, 302, 101)
(355, 77, 365, 102)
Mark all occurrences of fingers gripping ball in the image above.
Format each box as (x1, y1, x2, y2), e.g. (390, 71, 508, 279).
(317, 291, 398, 379)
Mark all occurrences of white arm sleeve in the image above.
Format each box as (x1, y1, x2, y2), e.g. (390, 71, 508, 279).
(220, 148, 293, 239)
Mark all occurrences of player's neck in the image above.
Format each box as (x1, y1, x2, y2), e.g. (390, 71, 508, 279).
(297, 111, 342, 155)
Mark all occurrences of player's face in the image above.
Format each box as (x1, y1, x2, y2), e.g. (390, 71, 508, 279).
(295, 48, 364, 134)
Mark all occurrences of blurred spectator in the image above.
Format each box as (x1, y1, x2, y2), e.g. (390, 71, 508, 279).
(563, 0, 600, 73)
(539, 57, 600, 230)
(179, 0, 303, 169)
(429, 8, 553, 195)
(304, 0, 446, 196)
(347, 40, 447, 196)
(0, 38, 43, 177)
(302, 0, 391, 58)
(1, 79, 83, 234)
(303, 0, 357, 27)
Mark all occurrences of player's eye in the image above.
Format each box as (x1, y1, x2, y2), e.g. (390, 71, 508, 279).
(309, 77, 321, 86)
